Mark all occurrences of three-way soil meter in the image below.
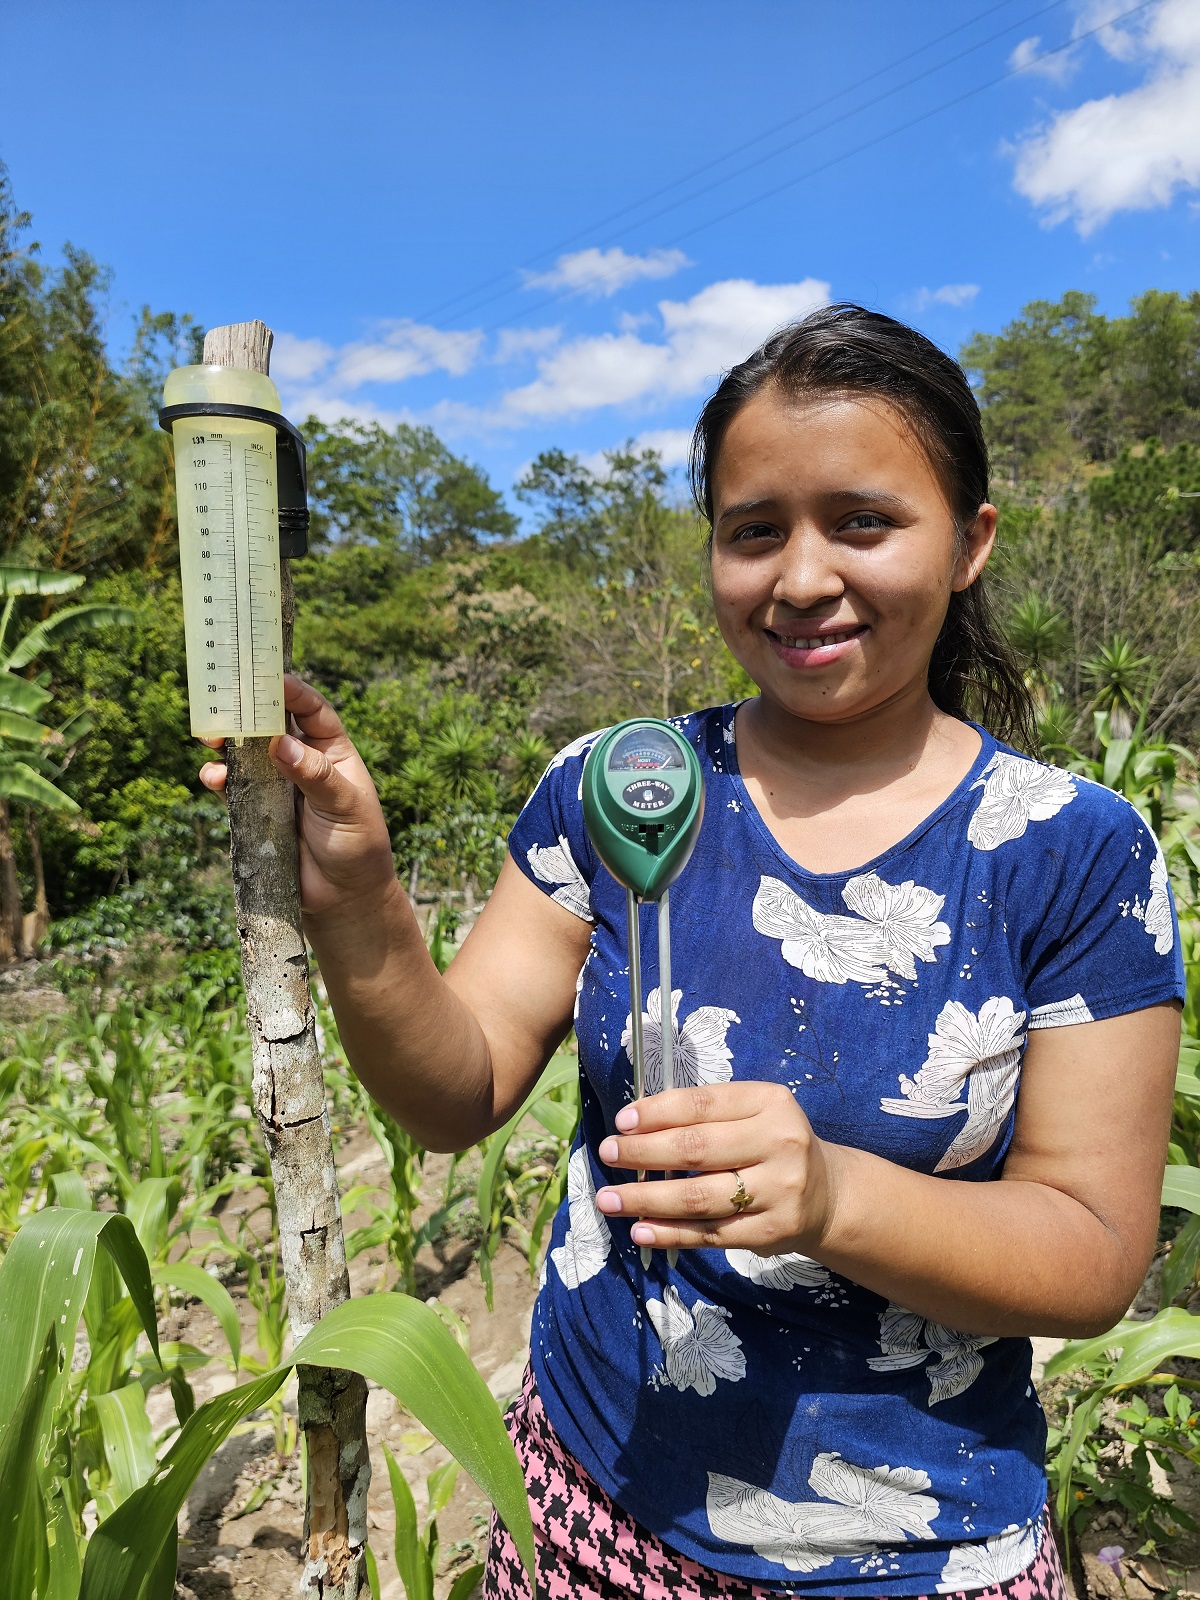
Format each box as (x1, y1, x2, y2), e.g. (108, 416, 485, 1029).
(582, 719, 705, 1266)
(160, 364, 309, 738)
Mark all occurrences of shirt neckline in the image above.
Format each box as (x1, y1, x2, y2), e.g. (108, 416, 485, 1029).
(718, 700, 998, 884)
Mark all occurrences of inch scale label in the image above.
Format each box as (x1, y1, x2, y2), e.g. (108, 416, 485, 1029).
(178, 423, 286, 738)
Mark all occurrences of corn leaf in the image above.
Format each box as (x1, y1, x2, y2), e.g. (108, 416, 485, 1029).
(81, 1293, 535, 1600)
(79, 1367, 288, 1600)
(290, 1295, 533, 1581)
(153, 1263, 241, 1371)
(92, 1382, 157, 1506)
(0, 1326, 56, 1600)
(448, 1563, 486, 1600)
(0, 1209, 158, 1433)
(1163, 1165, 1200, 1213)
(384, 1440, 430, 1600)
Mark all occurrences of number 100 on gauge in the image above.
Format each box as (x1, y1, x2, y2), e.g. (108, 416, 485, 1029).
(166, 366, 286, 738)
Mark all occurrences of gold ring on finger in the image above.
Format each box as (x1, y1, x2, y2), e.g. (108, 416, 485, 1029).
(729, 1169, 753, 1214)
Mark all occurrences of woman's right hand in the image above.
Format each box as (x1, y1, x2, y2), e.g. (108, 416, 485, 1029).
(199, 673, 398, 920)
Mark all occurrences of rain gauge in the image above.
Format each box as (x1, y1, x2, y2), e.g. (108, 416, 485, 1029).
(583, 719, 704, 1265)
(160, 365, 309, 739)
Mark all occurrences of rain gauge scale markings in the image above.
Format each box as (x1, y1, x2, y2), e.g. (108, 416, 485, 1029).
(164, 364, 292, 740)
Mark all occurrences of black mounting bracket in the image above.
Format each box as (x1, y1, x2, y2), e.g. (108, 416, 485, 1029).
(158, 401, 309, 558)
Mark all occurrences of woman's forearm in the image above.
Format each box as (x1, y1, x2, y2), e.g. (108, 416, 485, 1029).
(817, 1142, 1144, 1338)
(306, 879, 498, 1151)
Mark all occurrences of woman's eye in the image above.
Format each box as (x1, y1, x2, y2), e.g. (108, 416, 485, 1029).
(841, 513, 891, 534)
(731, 522, 778, 543)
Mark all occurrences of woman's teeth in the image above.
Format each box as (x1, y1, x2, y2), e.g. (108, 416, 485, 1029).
(776, 628, 859, 649)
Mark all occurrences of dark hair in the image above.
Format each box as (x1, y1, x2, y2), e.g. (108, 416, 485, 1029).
(689, 303, 1035, 751)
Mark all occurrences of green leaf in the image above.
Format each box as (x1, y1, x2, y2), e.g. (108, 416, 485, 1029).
(290, 1295, 533, 1581)
(1163, 1214, 1200, 1307)
(447, 1563, 486, 1600)
(0, 1209, 159, 1433)
(365, 1543, 382, 1600)
(0, 670, 52, 717)
(1043, 1318, 1145, 1379)
(124, 1178, 180, 1263)
(153, 1263, 241, 1370)
(0, 567, 85, 598)
(7, 604, 135, 670)
(427, 1457, 459, 1517)
(0, 1326, 56, 1600)
(50, 1170, 92, 1210)
(1163, 1166, 1200, 1213)
(1109, 1307, 1200, 1384)
(0, 708, 54, 743)
(384, 1440, 431, 1600)
(92, 1383, 157, 1506)
(0, 758, 80, 811)
(79, 1368, 288, 1600)
(81, 1295, 535, 1600)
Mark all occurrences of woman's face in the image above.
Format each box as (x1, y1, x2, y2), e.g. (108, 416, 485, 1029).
(709, 388, 996, 727)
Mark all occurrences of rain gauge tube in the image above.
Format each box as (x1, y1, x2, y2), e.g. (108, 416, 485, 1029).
(161, 364, 308, 738)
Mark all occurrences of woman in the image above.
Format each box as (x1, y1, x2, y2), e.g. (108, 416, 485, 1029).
(203, 305, 1184, 1600)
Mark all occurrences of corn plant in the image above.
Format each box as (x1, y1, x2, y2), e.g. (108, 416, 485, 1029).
(365, 1451, 484, 1600)
(476, 1051, 580, 1310)
(0, 1202, 535, 1599)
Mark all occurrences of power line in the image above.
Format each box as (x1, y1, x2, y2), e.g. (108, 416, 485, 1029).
(412, 0, 1071, 330)
(481, 0, 1156, 340)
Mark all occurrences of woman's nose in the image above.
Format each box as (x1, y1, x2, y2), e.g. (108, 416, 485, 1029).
(772, 528, 844, 610)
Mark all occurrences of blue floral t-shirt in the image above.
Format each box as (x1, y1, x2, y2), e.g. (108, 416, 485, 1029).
(508, 704, 1185, 1596)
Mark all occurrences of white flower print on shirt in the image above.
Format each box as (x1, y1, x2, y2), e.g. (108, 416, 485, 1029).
(646, 1285, 746, 1397)
(841, 873, 951, 981)
(752, 877, 888, 985)
(725, 1249, 833, 1292)
(1145, 840, 1174, 956)
(880, 997, 1027, 1171)
(966, 753, 1076, 851)
(707, 1453, 939, 1573)
(527, 835, 591, 921)
(550, 1146, 611, 1289)
(621, 987, 740, 1096)
(752, 874, 950, 986)
(938, 1521, 1040, 1592)
(866, 1305, 997, 1406)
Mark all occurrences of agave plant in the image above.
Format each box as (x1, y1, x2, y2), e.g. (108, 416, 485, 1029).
(1082, 634, 1152, 739)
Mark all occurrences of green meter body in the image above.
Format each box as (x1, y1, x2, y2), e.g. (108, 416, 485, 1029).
(582, 720, 704, 902)
(582, 718, 704, 1271)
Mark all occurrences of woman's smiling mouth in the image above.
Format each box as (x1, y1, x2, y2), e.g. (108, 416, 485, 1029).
(764, 623, 868, 666)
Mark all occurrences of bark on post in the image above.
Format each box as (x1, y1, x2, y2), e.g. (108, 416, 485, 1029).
(203, 322, 370, 1598)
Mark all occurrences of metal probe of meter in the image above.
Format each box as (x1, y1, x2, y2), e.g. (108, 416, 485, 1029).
(582, 720, 704, 1268)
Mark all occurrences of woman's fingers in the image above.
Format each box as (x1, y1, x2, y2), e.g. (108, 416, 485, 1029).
(269, 732, 365, 819)
(596, 1170, 763, 1222)
(199, 761, 227, 794)
(282, 674, 351, 745)
(597, 1123, 765, 1174)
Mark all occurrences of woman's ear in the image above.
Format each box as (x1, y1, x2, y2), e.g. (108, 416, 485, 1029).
(952, 503, 998, 593)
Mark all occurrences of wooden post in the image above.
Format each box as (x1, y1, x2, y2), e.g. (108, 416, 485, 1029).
(203, 322, 370, 1598)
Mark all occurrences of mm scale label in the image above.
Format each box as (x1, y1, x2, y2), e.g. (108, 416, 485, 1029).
(177, 422, 286, 738)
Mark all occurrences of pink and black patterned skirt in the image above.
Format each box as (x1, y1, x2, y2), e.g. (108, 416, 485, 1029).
(483, 1368, 1069, 1600)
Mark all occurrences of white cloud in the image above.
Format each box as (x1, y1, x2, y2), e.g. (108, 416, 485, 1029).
(1012, 0, 1200, 233)
(1008, 35, 1078, 82)
(580, 427, 695, 478)
(523, 246, 690, 298)
(272, 333, 335, 382)
(500, 276, 830, 421)
(332, 320, 484, 387)
(494, 326, 562, 363)
(913, 283, 980, 311)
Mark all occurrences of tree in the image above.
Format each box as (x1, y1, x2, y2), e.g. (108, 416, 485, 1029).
(0, 564, 131, 958)
(304, 418, 516, 555)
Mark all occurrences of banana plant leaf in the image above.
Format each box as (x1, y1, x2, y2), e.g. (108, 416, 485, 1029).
(80, 1293, 535, 1599)
(0, 756, 81, 810)
(0, 668, 52, 717)
(0, 568, 85, 598)
(7, 604, 135, 670)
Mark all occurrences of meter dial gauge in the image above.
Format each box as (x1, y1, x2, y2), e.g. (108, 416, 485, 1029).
(607, 726, 685, 773)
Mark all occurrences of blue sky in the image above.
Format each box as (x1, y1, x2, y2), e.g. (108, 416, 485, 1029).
(2, 0, 1198, 499)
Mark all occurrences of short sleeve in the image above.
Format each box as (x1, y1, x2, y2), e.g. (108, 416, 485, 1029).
(506, 729, 607, 922)
(1023, 788, 1186, 1029)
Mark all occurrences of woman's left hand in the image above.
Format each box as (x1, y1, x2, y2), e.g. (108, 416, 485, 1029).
(594, 1083, 839, 1255)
